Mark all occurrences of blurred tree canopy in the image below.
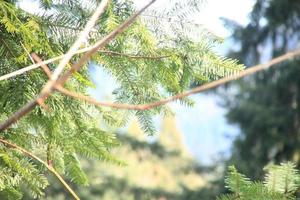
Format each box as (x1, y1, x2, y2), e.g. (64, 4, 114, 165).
(224, 0, 300, 179)
(33, 116, 220, 200)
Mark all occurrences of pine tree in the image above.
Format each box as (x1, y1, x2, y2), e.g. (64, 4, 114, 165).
(0, 0, 243, 199)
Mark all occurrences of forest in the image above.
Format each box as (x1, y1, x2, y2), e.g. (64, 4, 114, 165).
(1, 0, 300, 199)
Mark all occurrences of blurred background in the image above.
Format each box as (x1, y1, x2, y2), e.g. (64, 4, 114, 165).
(19, 0, 300, 199)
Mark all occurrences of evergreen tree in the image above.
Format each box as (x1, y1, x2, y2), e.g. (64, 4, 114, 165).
(223, 0, 300, 179)
(0, 0, 243, 199)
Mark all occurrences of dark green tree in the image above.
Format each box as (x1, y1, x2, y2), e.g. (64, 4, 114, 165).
(224, 0, 300, 179)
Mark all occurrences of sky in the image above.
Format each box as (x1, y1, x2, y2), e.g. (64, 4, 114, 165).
(19, 0, 254, 165)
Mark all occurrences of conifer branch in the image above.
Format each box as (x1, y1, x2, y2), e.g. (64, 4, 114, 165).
(0, 0, 157, 130)
(46, 0, 157, 86)
(0, 38, 15, 58)
(57, 48, 300, 110)
(0, 138, 80, 200)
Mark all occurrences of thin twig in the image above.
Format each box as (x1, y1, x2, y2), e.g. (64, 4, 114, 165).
(21, 42, 35, 64)
(100, 50, 171, 59)
(0, 0, 157, 130)
(21, 45, 50, 110)
(0, 48, 168, 82)
(22, 52, 50, 110)
(0, 138, 80, 200)
(31, 53, 52, 110)
(58, 48, 300, 110)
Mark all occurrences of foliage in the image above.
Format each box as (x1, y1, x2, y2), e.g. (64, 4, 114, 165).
(218, 162, 300, 200)
(0, 0, 243, 198)
(223, 0, 300, 179)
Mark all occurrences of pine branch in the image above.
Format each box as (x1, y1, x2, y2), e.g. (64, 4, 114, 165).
(0, 0, 157, 130)
(46, 0, 110, 83)
(0, 138, 80, 200)
(0, 38, 14, 58)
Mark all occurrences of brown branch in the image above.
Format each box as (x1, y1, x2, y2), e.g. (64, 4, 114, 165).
(31, 53, 52, 78)
(30, 53, 143, 109)
(0, 138, 80, 200)
(0, 0, 157, 129)
(28, 53, 51, 110)
(56, 87, 145, 109)
(57, 48, 300, 110)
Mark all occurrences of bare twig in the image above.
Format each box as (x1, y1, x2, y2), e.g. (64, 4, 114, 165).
(58, 48, 300, 110)
(0, 138, 80, 200)
(31, 53, 52, 110)
(0, 49, 170, 82)
(21, 42, 35, 64)
(100, 50, 172, 60)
